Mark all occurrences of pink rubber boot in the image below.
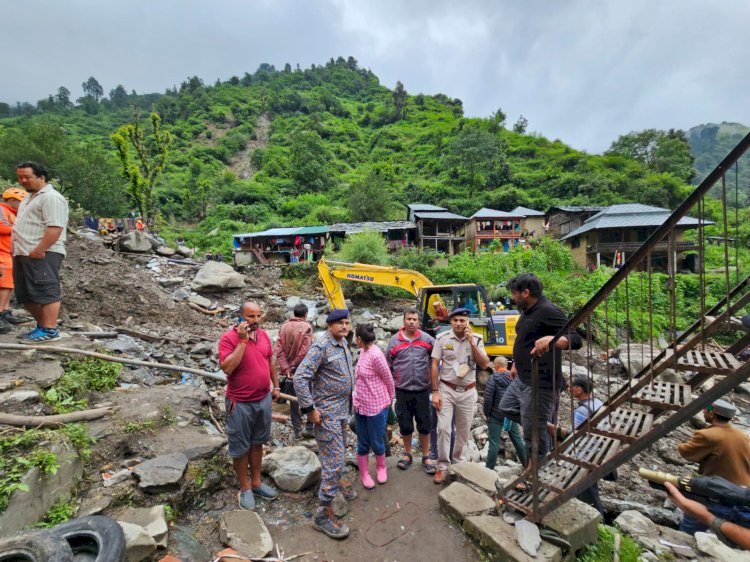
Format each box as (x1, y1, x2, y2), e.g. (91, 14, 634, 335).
(375, 454, 388, 484)
(357, 454, 375, 489)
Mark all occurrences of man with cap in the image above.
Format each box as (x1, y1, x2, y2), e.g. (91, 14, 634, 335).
(294, 308, 357, 540)
(677, 398, 750, 534)
(431, 307, 490, 484)
(0, 187, 27, 333)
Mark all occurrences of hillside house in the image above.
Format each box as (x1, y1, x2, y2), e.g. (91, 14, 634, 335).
(510, 206, 546, 239)
(408, 204, 468, 255)
(233, 226, 329, 265)
(559, 204, 706, 271)
(328, 221, 417, 251)
(467, 208, 524, 252)
(546, 206, 605, 239)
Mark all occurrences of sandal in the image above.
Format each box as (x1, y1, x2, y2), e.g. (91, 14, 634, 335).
(397, 452, 413, 470)
(514, 480, 531, 492)
(422, 458, 437, 475)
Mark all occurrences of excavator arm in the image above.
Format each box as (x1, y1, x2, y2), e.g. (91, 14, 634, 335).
(317, 258, 433, 309)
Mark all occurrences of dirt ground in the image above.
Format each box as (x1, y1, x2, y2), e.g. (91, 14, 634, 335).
(263, 455, 480, 562)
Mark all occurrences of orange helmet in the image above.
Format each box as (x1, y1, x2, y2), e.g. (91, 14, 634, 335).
(2, 187, 27, 202)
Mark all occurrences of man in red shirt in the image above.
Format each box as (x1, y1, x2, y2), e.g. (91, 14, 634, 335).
(219, 301, 281, 510)
(275, 302, 313, 439)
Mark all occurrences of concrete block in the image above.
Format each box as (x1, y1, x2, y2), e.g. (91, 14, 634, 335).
(464, 515, 562, 562)
(543, 498, 601, 556)
(438, 482, 496, 524)
(448, 461, 498, 494)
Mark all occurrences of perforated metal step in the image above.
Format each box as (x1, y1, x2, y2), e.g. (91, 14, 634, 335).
(590, 407, 654, 444)
(631, 381, 692, 410)
(677, 349, 742, 375)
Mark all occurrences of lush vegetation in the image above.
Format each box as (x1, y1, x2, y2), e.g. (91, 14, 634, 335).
(577, 525, 641, 562)
(4, 58, 744, 256)
(0, 424, 92, 513)
(44, 357, 121, 414)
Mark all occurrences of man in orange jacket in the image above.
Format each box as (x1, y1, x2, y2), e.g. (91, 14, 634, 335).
(0, 188, 27, 333)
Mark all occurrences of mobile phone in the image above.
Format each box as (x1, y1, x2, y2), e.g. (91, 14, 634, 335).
(236, 317, 244, 326)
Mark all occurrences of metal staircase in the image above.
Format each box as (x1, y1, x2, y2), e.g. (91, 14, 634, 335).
(499, 131, 750, 522)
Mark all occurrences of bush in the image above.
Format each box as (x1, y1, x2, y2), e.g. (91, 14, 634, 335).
(335, 231, 390, 265)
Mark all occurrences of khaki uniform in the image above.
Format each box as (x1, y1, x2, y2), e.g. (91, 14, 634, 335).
(432, 330, 485, 469)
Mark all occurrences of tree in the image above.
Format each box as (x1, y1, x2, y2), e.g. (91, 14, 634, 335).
(56, 87, 72, 109)
(392, 81, 408, 121)
(111, 112, 173, 224)
(336, 231, 390, 266)
(489, 108, 506, 134)
(289, 129, 331, 193)
(109, 84, 128, 108)
(348, 170, 390, 221)
(606, 128, 694, 183)
(513, 115, 528, 134)
(444, 126, 507, 188)
(81, 77, 103, 102)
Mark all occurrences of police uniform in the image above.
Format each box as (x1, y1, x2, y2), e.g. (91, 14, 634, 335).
(431, 321, 485, 471)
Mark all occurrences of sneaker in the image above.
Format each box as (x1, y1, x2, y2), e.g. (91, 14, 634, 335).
(20, 327, 60, 343)
(252, 482, 278, 500)
(18, 324, 41, 339)
(0, 310, 29, 324)
(238, 489, 255, 510)
(313, 506, 349, 540)
(0, 317, 10, 334)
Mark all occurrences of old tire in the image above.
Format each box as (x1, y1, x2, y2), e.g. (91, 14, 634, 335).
(0, 532, 73, 562)
(48, 516, 126, 562)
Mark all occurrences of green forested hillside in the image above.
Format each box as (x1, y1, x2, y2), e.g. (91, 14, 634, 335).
(0, 59, 736, 252)
(687, 121, 750, 205)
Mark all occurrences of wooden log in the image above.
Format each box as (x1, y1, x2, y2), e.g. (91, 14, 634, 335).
(72, 331, 119, 339)
(0, 407, 114, 428)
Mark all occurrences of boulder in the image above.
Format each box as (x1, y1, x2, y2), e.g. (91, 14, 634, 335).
(463, 439, 481, 463)
(438, 482, 495, 524)
(168, 525, 212, 562)
(119, 521, 157, 562)
(103, 468, 133, 488)
(103, 335, 145, 355)
(0, 389, 40, 405)
(219, 510, 273, 558)
(0, 442, 82, 535)
(176, 245, 195, 258)
(695, 531, 750, 561)
(155, 246, 176, 257)
(113, 505, 169, 548)
(190, 341, 214, 356)
(133, 453, 188, 493)
(172, 288, 191, 301)
(617, 343, 677, 380)
(118, 231, 153, 253)
(188, 294, 212, 308)
(192, 262, 245, 292)
(261, 446, 321, 491)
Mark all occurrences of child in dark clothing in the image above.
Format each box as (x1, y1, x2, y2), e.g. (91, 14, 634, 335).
(483, 357, 528, 469)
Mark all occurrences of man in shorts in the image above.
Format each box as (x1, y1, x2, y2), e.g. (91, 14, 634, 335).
(386, 308, 437, 474)
(13, 162, 68, 343)
(218, 301, 281, 510)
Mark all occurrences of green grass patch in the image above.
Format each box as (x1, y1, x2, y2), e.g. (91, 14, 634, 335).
(36, 499, 75, 528)
(577, 525, 641, 562)
(44, 357, 121, 414)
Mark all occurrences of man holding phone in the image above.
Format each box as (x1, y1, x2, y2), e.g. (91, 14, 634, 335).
(219, 301, 281, 510)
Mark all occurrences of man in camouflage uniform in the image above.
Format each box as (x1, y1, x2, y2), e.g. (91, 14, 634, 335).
(294, 309, 356, 540)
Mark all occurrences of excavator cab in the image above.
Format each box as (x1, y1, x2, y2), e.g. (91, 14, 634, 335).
(418, 285, 516, 357)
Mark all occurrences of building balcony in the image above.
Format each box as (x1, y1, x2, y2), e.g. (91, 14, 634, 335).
(476, 230, 521, 238)
(586, 240, 698, 254)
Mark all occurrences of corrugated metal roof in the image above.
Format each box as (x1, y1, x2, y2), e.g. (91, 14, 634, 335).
(413, 211, 468, 220)
(294, 226, 329, 235)
(328, 220, 416, 234)
(407, 203, 446, 211)
(560, 204, 710, 241)
(547, 205, 605, 214)
(471, 207, 522, 219)
(510, 206, 545, 217)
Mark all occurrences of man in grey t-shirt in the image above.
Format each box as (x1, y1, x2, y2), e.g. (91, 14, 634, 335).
(13, 161, 68, 343)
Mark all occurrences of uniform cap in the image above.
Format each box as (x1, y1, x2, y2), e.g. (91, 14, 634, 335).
(326, 309, 350, 323)
(449, 307, 470, 318)
(2, 187, 27, 201)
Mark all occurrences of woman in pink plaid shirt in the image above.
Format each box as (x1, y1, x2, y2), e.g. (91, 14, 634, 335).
(353, 323, 395, 490)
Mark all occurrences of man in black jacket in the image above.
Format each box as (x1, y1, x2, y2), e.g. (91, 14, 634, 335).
(498, 273, 582, 461)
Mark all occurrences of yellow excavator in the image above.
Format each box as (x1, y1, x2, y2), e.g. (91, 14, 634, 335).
(317, 258, 518, 357)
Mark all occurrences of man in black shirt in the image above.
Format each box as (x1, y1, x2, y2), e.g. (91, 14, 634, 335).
(498, 273, 582, 461)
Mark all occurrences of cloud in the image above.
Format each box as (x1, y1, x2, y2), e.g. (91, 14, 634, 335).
(1, 0, 748, 153)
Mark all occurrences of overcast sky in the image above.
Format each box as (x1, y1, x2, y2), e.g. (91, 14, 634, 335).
(2, 0, 748, 153)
